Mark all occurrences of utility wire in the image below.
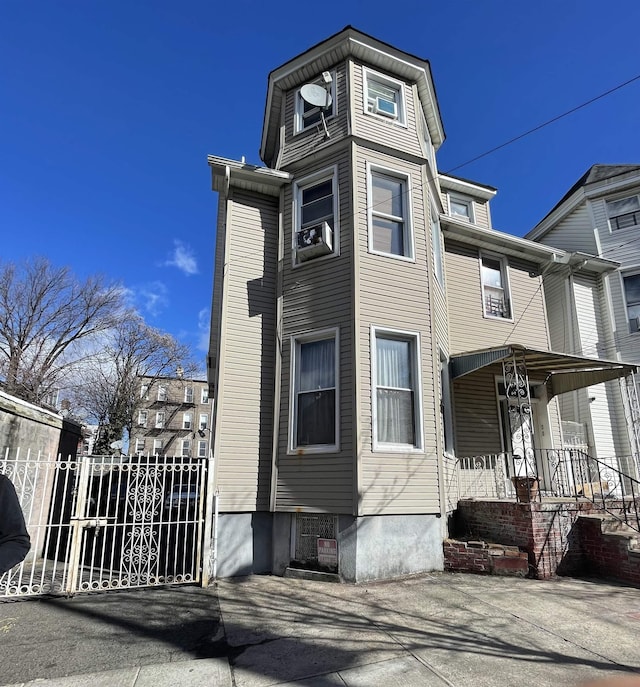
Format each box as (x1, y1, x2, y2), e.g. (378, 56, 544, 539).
(445, 73, 640, 174)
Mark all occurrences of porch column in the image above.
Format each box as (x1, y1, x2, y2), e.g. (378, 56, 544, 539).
(503, 352, 536, 477)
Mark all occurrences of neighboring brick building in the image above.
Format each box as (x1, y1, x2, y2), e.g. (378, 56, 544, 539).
(128, 375, 211, 458)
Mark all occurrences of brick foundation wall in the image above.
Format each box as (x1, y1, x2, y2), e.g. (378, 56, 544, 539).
(456, 501, 596, 579)
(577, 516, 640, 586)
(444, 539, 528, 577)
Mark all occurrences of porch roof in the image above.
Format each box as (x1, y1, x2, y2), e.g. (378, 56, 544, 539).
(450, 344, 637, 398)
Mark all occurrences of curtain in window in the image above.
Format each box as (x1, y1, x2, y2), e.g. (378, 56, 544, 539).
(297, 338, 335, 446)
(376, 337, 415, 445)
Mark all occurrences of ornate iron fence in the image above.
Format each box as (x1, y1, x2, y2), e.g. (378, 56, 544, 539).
(448, 448, 640, 531)
(0, 449, 207, 598)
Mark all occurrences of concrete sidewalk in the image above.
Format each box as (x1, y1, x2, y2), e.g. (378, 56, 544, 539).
(1, 574, 640, 686)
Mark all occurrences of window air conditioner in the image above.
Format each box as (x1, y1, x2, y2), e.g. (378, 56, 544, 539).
(297, 221, 333, 260)
(374, 97, 397, 118)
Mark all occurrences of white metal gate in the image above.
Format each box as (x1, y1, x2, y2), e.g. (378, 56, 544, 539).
(0, 451, 207, 599)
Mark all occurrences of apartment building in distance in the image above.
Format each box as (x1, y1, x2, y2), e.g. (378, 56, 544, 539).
(129, 375, 211, 459)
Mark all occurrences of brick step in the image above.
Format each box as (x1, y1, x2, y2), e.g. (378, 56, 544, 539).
(444, 539, 529, 577)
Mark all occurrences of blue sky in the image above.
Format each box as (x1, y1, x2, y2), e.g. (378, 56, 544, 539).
(2, 1, 640, 363)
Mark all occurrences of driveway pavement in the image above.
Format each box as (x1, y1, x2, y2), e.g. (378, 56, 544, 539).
(1, 573, 639, 686)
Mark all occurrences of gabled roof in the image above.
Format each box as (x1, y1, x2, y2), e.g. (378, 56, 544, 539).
(259, 26, 445, 167)
(527, 164, 640, 240)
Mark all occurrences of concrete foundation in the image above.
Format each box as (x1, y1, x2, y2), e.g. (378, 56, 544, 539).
(218, 511, 444, 582)
(215, 512, 272, 578)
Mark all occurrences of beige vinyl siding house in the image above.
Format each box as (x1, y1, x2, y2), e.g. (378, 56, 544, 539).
(207, 30, 636, 584)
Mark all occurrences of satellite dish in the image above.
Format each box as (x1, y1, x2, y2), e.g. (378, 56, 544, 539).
(300, 83, 332, 109)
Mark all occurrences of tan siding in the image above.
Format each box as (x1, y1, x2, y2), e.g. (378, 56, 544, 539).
(445, 240, 552, 354)
(279, 61, 350, 169)
(351, 63, 424, 159)
(354, 147, 440, 515)
(453, 368, 502, 457)
(275, 148, 354, 513)
(215, 190, 277, 512)
(542, 272, 570, 352)
(541, 204, 598, 254)
(473, 201, 490, 229)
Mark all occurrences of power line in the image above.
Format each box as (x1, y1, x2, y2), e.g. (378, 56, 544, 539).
(445, 73, 640, 174)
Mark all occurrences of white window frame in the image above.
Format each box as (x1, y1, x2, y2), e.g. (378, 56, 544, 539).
(140, 384, 149, 400)
(293, 166, 339, 266)
(157, 385, 167, 402)
(448, 193, 475, 223)
(184, 386, 194, 403)
(367, 163, 414, 261)
(371, 326, 424, 452)
(183, 412, 192, 430)
(294, 71, 336, 134)
(181, 439, 191, 457)
(480, 252, 513, 321)
(135, 438, 145, 455)
(201, 387, 209, 404)
(153, 439, 163, 455)
(607, 193, 640, 232)
(137, 410, 148, 428)
(419, 107, 437, 174)
(288, 327, 339, 454)
(155, 411, 165, 429)
(197, 440, 207, 458)
(198, 413, 208, 430)
(431, 203, 444, 287)
(363, 67, 406, 126)
(622, 269, 640, 334)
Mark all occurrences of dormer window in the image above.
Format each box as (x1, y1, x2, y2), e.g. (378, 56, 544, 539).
(448, 194, 474, 223)
(607, 194, 640, 231)
(294, 72, 336, 134)
(363, 68, 405, 126)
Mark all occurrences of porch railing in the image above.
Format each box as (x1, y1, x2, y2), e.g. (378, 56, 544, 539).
(447, 449, 640, 532)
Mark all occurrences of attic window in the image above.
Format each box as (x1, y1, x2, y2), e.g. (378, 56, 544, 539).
(294, 72, 336, 134)
(363, 68, 406, 126)
(449, 194, 474, 223)
(607, 195, 640, 231)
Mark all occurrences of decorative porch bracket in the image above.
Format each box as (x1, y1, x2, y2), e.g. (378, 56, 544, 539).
(503, 352, 536, 477)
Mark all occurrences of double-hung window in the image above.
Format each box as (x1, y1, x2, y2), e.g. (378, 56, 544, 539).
(199, 413, 208, 430)
(135, 439, 145, 455)
(294, 72, 335, 133)
(183, 412, 192, 430)
(623, 272, 640, 333)
(368, 166, 412, 260)
(181, 439, 191, 457)
(481, 254, 511, 319)
(153, 439, 163, 455)
(294, 169, 337, 263)
(201, 387, 209, 404)
(197, 440, 207, 458)
(291, 330, 338, 451)
(140, 384, 149, 400)
(155, 412, 165, 429)
(184, 386, 194, 403)
(372, 328, 422, 450)
(137, 410, 148, 427)
(607, 195, 640, 231)
(157, 385, 167, 402)
(364, 68, 405, 125)
(448, 194, 474, 223)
